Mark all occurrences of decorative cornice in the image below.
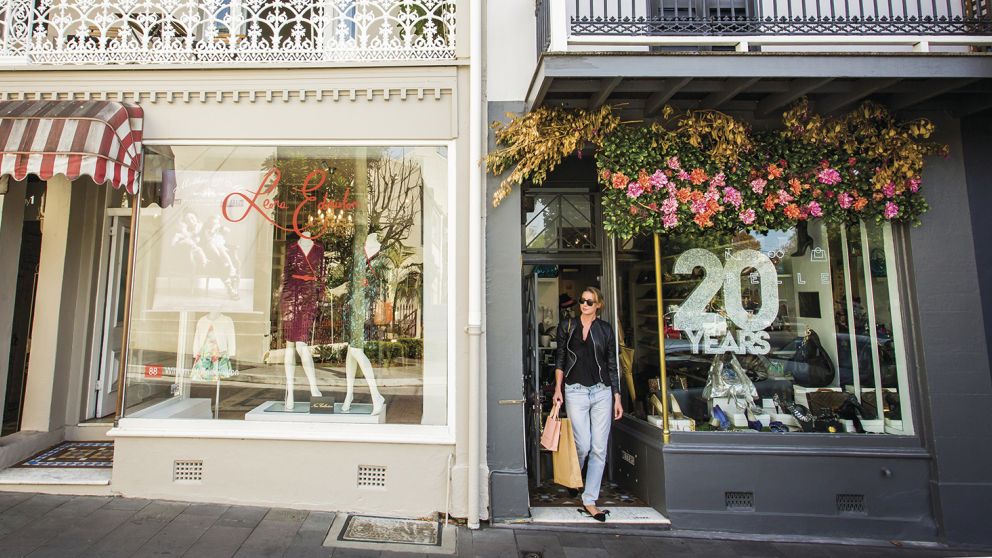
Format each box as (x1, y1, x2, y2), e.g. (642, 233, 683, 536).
(0, 87, 451, 104)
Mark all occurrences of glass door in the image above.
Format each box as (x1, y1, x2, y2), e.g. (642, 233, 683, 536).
(91, 215, 131, 420)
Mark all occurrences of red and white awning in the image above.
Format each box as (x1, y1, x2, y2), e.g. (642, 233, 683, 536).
(0, 100, 143, 194)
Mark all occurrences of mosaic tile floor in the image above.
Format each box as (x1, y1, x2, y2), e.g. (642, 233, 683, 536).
(529, 481, 645, 507)
(15, 441, 114, 468)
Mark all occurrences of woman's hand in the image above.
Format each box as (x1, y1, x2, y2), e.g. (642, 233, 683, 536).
(613, 394, 624, 421)
(552, 387, 563, 407)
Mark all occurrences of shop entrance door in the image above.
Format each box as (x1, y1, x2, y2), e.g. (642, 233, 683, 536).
(87, 212, 131, 421)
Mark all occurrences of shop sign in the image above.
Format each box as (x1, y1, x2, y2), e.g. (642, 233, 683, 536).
(672, 248, 779, 356)
(221, 167, 356, 239)
(144, 365, 164, 379)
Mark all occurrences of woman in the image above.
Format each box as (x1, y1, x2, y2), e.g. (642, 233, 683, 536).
(553, 286, 623, 522)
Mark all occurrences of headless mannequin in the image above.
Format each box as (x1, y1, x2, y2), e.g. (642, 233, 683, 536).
(284, 237, 323, 410)
(343, 233, 385, 415)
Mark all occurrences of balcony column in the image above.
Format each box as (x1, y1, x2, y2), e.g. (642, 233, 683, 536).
(549, 0, 568, 52)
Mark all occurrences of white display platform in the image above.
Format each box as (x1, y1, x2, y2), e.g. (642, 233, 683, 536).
(129, 397, 213, 419)
(245, 401, 386, 423)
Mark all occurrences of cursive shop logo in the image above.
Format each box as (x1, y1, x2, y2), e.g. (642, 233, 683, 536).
(221, 167, 357, 239)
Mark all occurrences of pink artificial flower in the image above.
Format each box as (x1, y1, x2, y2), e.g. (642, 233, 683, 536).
(907, 177, 921, 193)
(884, 201, 899, 219)
(704, 188, 721, 203)
(750, 178, 767, 194)
(807, 200, 823, 218)
(649, 170, 669, 190)
(710, 172, 726, 188)
(661, 197, 679, 214)
(838, 192, 853, 209)
(739, 208, 756, 225)
(690, 198, 709, 215)
(662, 213, 679, 228)
(722, 186, 742, 208)
(777, 189, 794, 205)
(817, 167, 842, 186)
(882, 182, 896, 198)
(667, 156, 681, 171)
(626, 181, 645, 199)
(677, 170, 691, 181)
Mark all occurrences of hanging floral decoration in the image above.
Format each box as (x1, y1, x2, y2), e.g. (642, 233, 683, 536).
(486, 99, 946, 238)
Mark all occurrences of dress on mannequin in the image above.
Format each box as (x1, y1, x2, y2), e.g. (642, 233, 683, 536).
(191, 312, 236, 381)
(280, 238, 324, 409)
(343, 233, 385, 415)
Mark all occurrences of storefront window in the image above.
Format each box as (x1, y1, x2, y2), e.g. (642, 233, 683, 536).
(122, 145, 448, 425)
(616, 221, 913, 435)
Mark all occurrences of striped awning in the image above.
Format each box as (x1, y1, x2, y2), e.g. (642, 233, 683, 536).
(0, 100, 143, 194)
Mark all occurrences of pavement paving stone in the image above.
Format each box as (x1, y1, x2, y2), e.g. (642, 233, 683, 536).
(78, 502, 189, 558)
(329, 548, 383, 558)
(0, 493, 32, 514)
(233, 510, 307, 558)
(599, 534, 651, 557)
(101, 498, 152, 512)
(215, 506, 271, 529)
(25, 508, 137, 558)
(131, 510, 217, 558)
(0, 496, 115, 558)
(469, 526, 517, 546)
(0, 494, 72, 534)
(183, 525, 254, 558)
(514, 531, 567, 558)
(553, 531, 606, 550)
(561, 547, 609, 558)
(181, 503, 231, 519)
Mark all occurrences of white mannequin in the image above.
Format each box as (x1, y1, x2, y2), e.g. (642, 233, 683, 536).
(343, 233, 385, 415)
(284, 236, 322, 410)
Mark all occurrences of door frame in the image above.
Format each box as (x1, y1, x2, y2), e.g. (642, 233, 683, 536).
(85, 206, 131, 421)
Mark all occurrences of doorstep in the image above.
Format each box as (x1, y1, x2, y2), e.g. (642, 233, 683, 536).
(529, 506, 671, 526)
(0, 467, 113, 496)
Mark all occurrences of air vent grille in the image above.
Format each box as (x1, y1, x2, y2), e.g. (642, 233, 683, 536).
(357, 465, 387, 488)
(725, 491, 754, 511)
(837, 494, 866, 514)
(173, 460, 203, 482)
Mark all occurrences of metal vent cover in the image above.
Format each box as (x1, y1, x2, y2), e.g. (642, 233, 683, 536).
(837, 494, 867, 514)
(173, 460, 203, 482)
(357, 465, 387, 488)
(725, 491, 754, 511)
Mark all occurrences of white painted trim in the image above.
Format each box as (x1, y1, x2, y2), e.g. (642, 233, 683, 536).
(569, 34, 992, 48)
(143, 139, 453, 146)
(883, 223, 914, 436)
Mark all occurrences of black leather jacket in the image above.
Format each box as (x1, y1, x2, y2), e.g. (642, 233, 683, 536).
(555, 317, 620, 397)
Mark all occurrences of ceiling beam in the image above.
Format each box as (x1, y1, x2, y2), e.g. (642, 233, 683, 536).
(887, 78, 981, 111)
(755, 77, 834, 118)
(816, 78, 902, 114)
(644, 77, 693, 116)
(588, 77, 623, 110)
(699, 77, 760, 110)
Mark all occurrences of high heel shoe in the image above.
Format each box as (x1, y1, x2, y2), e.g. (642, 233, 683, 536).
(711, 405, 732, 431)
(578, 505, 610, 522)
(745, 406, 762, 431)
(791, 220, 814, 257)
(837, 394, 866, 433)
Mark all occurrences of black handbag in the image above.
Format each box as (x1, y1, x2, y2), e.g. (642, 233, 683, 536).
(791, 329, 836, 388)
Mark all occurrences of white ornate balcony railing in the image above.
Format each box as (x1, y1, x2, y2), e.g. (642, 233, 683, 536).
(0, 0, 456, 65)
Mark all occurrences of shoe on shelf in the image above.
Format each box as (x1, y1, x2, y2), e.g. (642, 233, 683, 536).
(711, 405, 732, 431)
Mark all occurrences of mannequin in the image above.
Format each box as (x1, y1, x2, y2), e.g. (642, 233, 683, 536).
(343, 232, 385, 415)
(191, 311, 236, 381)
(280, 236, 324, 410)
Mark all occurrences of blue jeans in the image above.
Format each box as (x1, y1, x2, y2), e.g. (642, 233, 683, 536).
(564, 382, 612, 506)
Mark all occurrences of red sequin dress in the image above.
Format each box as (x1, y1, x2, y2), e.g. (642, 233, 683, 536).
(279, 240, 324, 343)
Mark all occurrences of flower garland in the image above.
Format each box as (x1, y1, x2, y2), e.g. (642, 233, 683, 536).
(487, 100, 946, 238)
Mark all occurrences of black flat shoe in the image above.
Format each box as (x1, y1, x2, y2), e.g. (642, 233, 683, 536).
(578, 507, 610, 522)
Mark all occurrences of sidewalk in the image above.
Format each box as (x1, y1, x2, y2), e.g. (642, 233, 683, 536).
(0, 492, 986, 558)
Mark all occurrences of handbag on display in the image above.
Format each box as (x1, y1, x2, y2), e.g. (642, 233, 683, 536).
(540, 401, 562, 451)
(791, 328, 836, 387)
(552, 418, 584, 489)
(702, 353, 758, 402)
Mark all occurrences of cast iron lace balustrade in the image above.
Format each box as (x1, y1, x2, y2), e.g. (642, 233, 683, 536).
(0, 0, 456, 65)
(557, 0, 991, 40)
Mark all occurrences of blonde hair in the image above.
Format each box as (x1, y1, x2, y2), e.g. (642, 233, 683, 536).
(582, 286, 605, 313)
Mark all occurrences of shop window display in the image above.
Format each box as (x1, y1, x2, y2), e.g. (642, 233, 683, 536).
(616, 220, 913, 435)
(122, 145, 448, 425)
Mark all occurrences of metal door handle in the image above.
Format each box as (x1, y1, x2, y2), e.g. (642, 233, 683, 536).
(498, 399, 525, 405)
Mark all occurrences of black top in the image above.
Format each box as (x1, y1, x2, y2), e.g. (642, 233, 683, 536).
(566, 326, 600, 387)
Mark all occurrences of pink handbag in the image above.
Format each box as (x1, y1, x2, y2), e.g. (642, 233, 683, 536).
(540, 401, 562, 451)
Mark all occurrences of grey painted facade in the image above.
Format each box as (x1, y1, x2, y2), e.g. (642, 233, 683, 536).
(484, 102, 992, 545)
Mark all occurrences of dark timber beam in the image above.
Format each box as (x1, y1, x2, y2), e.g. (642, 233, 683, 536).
(588, 77, 623, 110)
(816, 78, 902, 114)
(755, 78, 834, 118)
(888, 78, 981, 111)
(699, 77, 760, 110)
(645, 77, 693, 116)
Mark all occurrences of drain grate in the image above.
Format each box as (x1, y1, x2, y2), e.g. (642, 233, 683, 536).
(357, 465, 387, 488)
(837, 493, 866, 514)
(173, 460, 203, 482)
(725, 491, 754, 511)
(520, 552, 543, 558)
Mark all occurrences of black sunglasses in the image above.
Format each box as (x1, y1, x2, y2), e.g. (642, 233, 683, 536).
(579, 298, 597, 306)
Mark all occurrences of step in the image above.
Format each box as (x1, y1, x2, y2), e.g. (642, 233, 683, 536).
(0, 467, 111, 486)
(530, 506, 671, 525)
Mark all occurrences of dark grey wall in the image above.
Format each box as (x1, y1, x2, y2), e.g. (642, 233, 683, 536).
(486, 100, 530, 520)
(962, 114, 992, 395)
(910, 114, 992, 546)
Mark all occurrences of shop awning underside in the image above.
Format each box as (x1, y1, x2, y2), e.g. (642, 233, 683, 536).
(0, 100, 143, 194)
(527, 53, 992, 119)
